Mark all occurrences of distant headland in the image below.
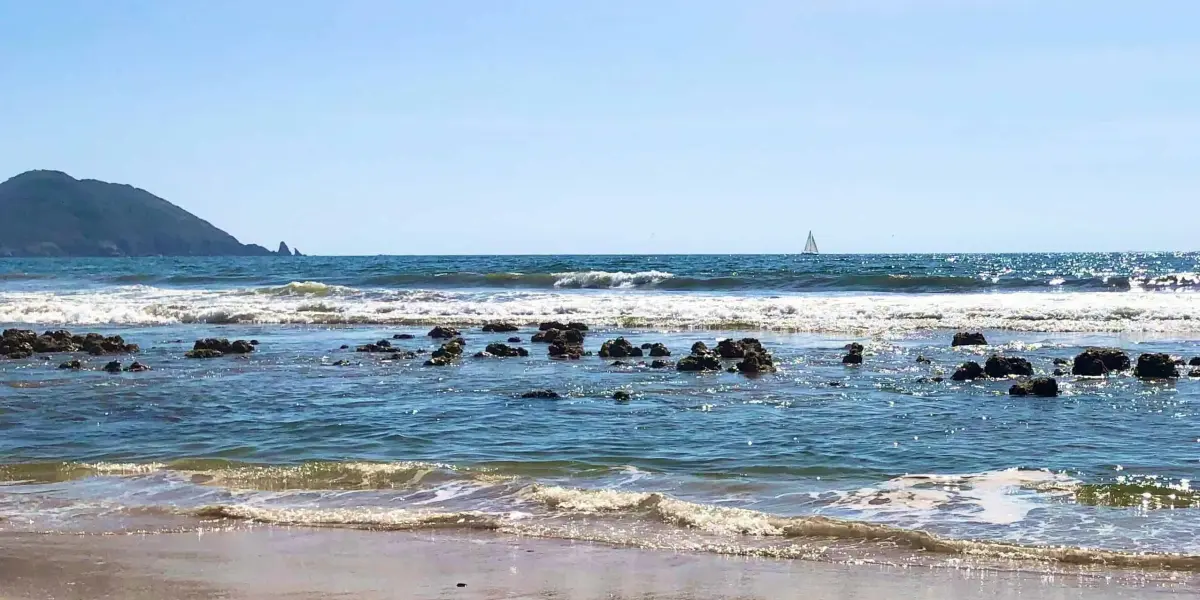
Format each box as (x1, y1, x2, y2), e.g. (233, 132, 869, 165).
(0, 170, 300, 258)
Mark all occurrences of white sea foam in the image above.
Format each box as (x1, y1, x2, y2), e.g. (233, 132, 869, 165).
(5, 286, 1200, 333)
(551, 271, 675, 288)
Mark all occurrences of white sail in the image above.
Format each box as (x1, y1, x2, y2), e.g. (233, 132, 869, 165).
(803, 231, 819, 254)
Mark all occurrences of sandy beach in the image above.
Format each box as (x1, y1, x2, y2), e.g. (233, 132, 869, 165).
(1, 528, 1195, 600)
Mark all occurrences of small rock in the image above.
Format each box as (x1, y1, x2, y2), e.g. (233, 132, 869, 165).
(610, 360, 628, 367)
(842, 352, 863, 365)
(984, 355, 1033, 378)
(424, 356, 453, 367)
(715, 338, 765, 359)
(339, 344, 350, 349)
(915, 355, 931, 364)
(185, 349, 224, 359)
(393, 334, 415, 340)
(650, 360, 668, 369)
(676, 354, 722, 372)
(1053, 358, 1069, 366)
(1134, 353, 1179, 379)
(613, 391, 631, 402)
(1053, 368, 1065, 376)
(58, 360, 82, 370)
(331, 359, 351, 366)
(520, 389, 560, 399)
(483, 343, 529, 358)
(1010, 377, 1059, 397)
(951, 332, 987, 346)
(736, 350, 777, 373)
(428, 326, 461, 339)
(507, 337, 522, 343)
(249, 340, 260, 346)
(599, 338, 643, 358)
(482, 322, 519, 333)
(193, 338, 254, 354)
(951, 361, 983, 381)
(389, 351, 417, 360)
(125, 361, 150, 372)
(102, 360, 122, 373)
(647, 343, 671, 357)
(640, 343, 652, 349)
(1072, 348, 1131, 376)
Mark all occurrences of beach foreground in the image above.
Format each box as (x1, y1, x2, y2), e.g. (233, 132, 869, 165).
(1, 529, 1194, 600)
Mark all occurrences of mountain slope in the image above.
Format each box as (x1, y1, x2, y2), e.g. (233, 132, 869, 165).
(0, 170, 291, 257)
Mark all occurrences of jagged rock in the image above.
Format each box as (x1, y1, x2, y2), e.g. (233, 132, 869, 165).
(736, 350, 776, 373)
(428, 326, 460, 339)
(951, 361, 983, 381)
(292, 248, 303, 257)
(520, 390, 560, 399)
(277, 241, 292, 256)
(613, 391, 631, 402)
(650, 360, 668, 369)
(1134, 353, 1179, 379)
(1010, 377, 1059, 397)
(57, 360, 82, 370)
(185, 349, 223, 359)
(984, 355, 1033, 378)
(193, 338, 254, 354)
(1072, 348, 1131, 376)
(102, 360, 122, 373)
(548, 341, 583, 360)
(951, 332, 987, 346)
(916, 356, 931, 364)
(690, 342, 709, 356)
(507, 337, 522, 343)
(676, 354, 722, 372)
(647, 343, 671, 357)
(125, 361, 150, 372)
(482, 343, 529, 358)
(715, 338, 765, 359)
(482, 323, 519, 333)
(599, 338, 643, 358)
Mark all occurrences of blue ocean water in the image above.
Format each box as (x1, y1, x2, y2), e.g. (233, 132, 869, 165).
(2, 254, 1200, 570)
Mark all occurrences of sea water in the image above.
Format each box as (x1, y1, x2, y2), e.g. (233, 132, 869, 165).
(2, 254, 1200, 573)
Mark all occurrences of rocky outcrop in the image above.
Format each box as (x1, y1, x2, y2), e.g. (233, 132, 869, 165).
(425, 338, 465, 366)
(1, 329, 139, 359)
(356, 339, 394, 352)
(126, 361, 150, 372)
(647, 343, 671, 357)
(277, 241, 292, 256)
(715, 338, 765, 359)
(428, 326, 461, 339)
(532, 328, 584, 344)
(1009, 377, 1059, 397)
(538, 321, 588, 332)
(548, 341, 583, 360)
(57, 359, 82, 370)
(1134, 353, 1179, 379)
(915, 355, 931, 364)
(951, 361, 984, 381)
(1071, 348, 1131, 376)
(102, 360, 123, 373)
(599, 338, 642, 358)
(951, 332, 987, 346)
(184, 349, 224, 359)
(482, 323, 519, 333)
(192, 338, 254, 355)
(984, 355, 1033, 378)
(736, 350, 776, 373)
(690, 342, 709, 355)
(650, 360, 669, 369)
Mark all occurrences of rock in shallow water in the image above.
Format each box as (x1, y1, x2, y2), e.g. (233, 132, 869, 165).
(1009, 377, 1059, 397)
(984, 355, 1033, 378)
(520, 389, 560, 399)
(184, 349, 223, 359)
(481, 322, 519, 333)
(482, 343, 528, 358)
(951, 361, 983, 381)
(102, 360, 122, 373)
(427, 326, 460, 339)
(612, 391, 631, 402)
(599, 338, 642, 358)
(677, 354, 721, 372)
(1072, 348, 1131, 376)
(1134, 353, 1179, 379)
(951, 332, 987, 346)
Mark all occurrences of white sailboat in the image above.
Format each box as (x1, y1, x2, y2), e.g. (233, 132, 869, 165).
(802, 231, 819, 254)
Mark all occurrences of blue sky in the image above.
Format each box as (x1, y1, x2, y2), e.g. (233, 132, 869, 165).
(1, 1, 1197, 254)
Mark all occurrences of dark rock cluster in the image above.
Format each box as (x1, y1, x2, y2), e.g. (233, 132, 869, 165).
(1, 328, 139, 359)
(185, 338, 255, 359)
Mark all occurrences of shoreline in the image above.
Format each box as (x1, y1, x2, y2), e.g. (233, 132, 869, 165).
(2, 528, 1197, 600)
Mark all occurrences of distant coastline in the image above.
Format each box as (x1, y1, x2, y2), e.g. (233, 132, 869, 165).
(0, 170, 299, 258)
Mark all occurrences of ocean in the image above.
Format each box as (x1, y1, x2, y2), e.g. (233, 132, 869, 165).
(2, 253, 1200, 576)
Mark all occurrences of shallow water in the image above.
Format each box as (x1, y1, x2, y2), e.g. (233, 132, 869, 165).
(2, 254, 1200, 572)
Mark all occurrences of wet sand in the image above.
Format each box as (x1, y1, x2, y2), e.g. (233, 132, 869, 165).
(1, 528, 1196, 599)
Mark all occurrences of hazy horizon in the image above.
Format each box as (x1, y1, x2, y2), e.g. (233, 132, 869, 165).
(3, 1, 1197, 255)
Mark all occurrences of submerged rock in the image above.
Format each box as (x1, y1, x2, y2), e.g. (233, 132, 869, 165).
(193, 338, 254, 354)
(613, 390, 631, 402)
(520, 389, 560, 399)
(389, 351, 418, 360)
(1072, 348, 1131, 376)
(599, 338, 643, 358)
(102, 360, 122, 373)
(184, 349, 223, 359)
(1190, 357, 1200, 367)
(650, 360, 669, 369)
(57, 360, 82, 370)
(984, 355, 1033, 378)
(125, 361, 150, 372)
(1009, 377, 1059, 397)
(548, 341, 583, 360)
(951, 332, 987, 347)
(393, 334, 415, 340)
(676, 354, 722, 372)
(915, 355, 932, 364)
(951, 361, 983, 381)
(356, 340, 394, 353)
(482, 322, 519, 333)
(507, 337, 522, 343)
(532, 328, 584, 344)
(1134, 353, 1179, 379)
(482, 343, 529, 358)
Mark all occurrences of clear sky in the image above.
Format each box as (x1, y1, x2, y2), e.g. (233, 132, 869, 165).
(1, 1, 1197, 255)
